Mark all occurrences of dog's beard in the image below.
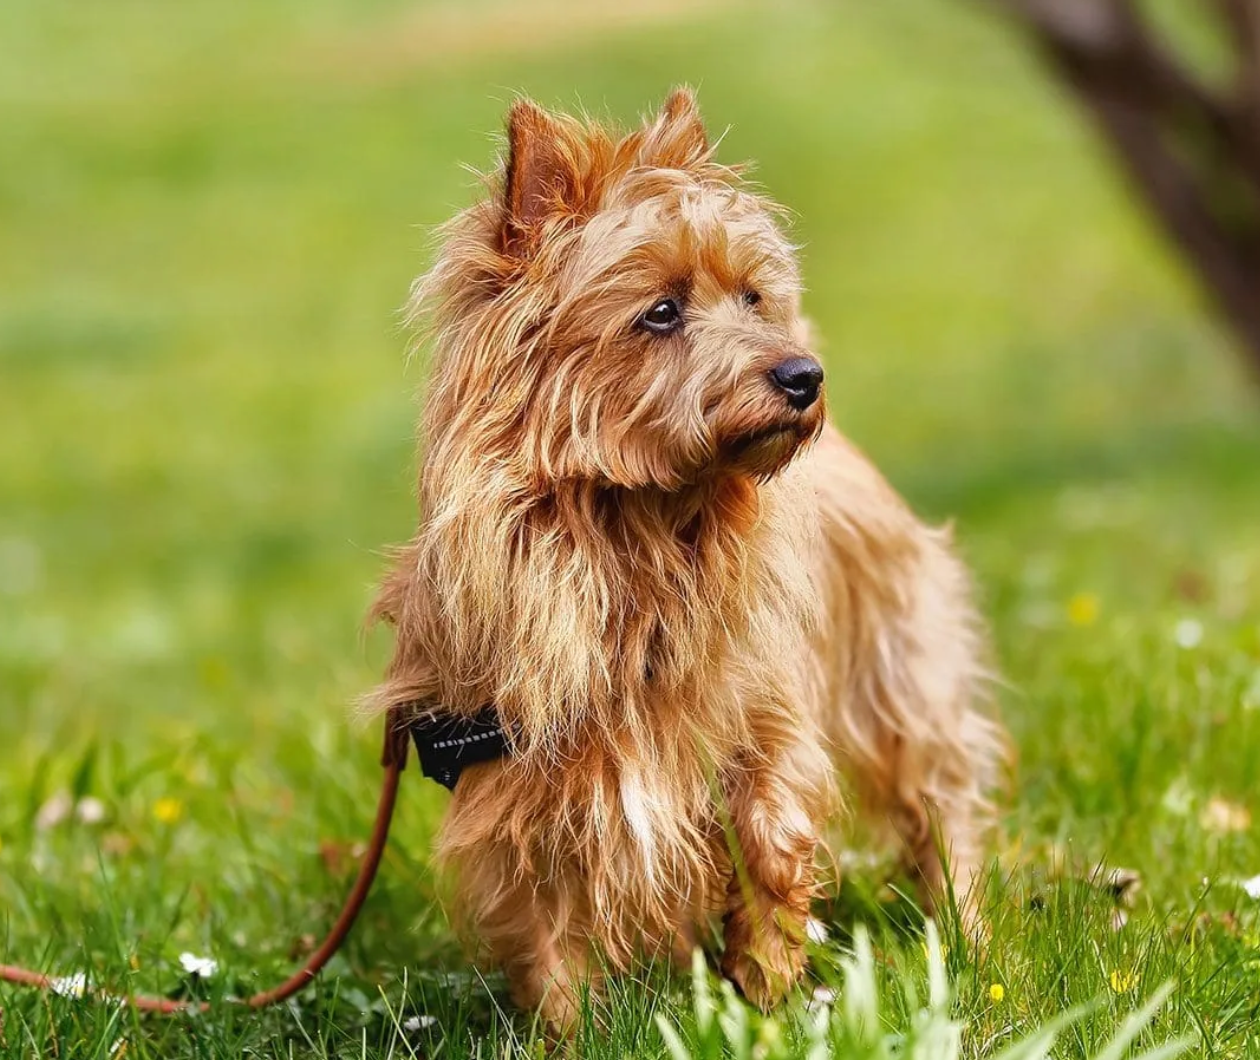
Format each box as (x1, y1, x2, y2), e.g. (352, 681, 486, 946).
(723, 422, 815, 478)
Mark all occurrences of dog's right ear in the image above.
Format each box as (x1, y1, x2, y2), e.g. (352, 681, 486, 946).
(501, 99, 577, 258)
(641, 86, 709, 169)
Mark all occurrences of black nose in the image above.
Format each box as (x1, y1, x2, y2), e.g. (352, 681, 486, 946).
(769, 357, 824, 410)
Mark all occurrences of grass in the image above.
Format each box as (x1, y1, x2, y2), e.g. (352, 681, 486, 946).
(2, 0, 1259, 1056)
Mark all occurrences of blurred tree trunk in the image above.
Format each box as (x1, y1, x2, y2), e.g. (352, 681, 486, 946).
(994, 0, 1260, 377)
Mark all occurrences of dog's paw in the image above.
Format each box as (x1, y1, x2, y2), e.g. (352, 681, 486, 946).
(720, 905, 807, 1011)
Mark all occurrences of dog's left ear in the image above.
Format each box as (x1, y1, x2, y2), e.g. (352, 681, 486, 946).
(501, 99, 578, 258)
(640, 87, 709, 168)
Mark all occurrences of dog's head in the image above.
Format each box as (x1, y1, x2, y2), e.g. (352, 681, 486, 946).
(418, 88, 825, 493)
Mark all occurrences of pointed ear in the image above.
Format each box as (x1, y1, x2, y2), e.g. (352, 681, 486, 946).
(502, 99, 575, 257)
(640, 86, 709, 168)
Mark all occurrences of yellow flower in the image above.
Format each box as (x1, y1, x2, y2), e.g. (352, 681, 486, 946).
(1067, 592, 1099, 627)
(1109, 969, 1139, 994)
(989, 983, 1005, 1003)
(153, 797, 184, 825)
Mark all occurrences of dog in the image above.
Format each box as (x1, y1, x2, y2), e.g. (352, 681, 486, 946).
(368, 88, 1004, 1033)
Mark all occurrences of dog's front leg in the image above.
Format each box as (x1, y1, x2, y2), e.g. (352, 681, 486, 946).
(502, 920, 594, 1042)
(483, 882, 597, 1038)
(719, 759, 819, 1010)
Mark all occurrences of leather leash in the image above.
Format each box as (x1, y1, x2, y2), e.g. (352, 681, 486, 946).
(0, 708, 412, 1014)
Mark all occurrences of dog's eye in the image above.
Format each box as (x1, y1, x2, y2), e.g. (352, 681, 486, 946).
(641, 298, 682, 335)
(743, 290, 761, 307)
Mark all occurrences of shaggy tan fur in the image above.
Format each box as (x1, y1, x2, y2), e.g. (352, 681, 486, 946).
(368, 89, 1005, 1033)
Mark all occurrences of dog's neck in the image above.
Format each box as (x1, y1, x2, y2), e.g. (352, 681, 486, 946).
(397, 458, 816, 757)
(573, 474, 763, 548)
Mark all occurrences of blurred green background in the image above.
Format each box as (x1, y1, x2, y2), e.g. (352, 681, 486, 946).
(2, 0, 1260, 1056)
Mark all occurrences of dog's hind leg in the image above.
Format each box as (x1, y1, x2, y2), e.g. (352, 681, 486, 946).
(832, 532, 1003, 930)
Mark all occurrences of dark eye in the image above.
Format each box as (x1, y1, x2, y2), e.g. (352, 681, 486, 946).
(743, 290, 761, 307)
(641, 298, 682, 334)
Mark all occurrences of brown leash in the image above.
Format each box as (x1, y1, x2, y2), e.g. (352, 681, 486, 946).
(0, 710, 411, 1014)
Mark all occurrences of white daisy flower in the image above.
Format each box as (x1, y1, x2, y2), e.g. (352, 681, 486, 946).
(1174, 618, 1203, 649)
(75, 797, 107, 825)
(51, 972, 88, 998)
(36, 790, 73, 831)
(806, 917, 829, 944)
(178, 952, 218, 979)
(403, 1015, 437, 1033)
(1241, 874, 1260, 900)
(807, 985, 837, 1013)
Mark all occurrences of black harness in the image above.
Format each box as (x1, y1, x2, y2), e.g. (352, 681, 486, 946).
(408, 707, 509, 790)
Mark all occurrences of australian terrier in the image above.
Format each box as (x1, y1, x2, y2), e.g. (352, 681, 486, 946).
(369, 89, 1004, 1033)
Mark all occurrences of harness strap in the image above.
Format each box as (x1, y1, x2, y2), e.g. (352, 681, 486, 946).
(408, 706, 508, 790)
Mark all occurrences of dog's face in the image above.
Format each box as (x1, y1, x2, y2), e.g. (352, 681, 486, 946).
(423, 89, 825, 492)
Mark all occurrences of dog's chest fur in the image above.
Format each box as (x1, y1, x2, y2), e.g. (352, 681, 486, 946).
(435, 471, 825, 944)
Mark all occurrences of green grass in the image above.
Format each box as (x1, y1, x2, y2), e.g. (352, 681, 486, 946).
(2, 0, 1259, 1056)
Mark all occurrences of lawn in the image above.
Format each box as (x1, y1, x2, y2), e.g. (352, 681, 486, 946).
(2, 0, 1259, 1056)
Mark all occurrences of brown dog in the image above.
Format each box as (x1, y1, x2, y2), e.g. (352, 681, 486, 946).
(369, 89, 1003, 1033)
